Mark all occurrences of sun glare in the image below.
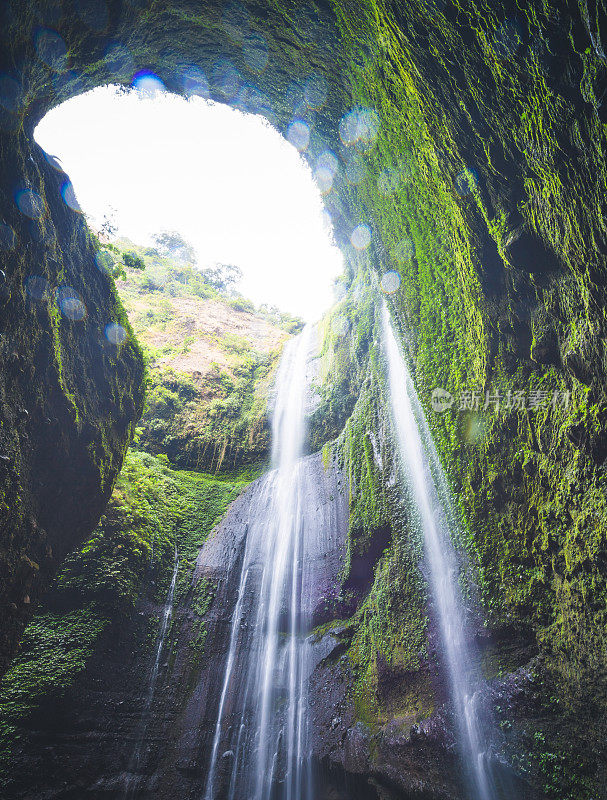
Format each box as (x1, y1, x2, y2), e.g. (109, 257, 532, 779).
(34, 85, 344, 321)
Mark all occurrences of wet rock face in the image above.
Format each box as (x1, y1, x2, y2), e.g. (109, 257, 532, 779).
(0, 131, 145, 673)
(308, 628, 550, 800)
(2, 454, 351, 800)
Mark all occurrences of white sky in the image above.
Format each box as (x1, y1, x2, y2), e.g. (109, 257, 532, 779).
(34, 85, 343, 321)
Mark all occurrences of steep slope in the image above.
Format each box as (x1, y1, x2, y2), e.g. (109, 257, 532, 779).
(0, 151, 145, 674)
(0, 449, 251, 797)
(113, 239, 295, 471)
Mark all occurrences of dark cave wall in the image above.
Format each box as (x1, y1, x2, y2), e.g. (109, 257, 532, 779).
(0, 124, 145, 672)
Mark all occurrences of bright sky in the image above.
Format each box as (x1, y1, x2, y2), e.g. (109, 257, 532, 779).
(34, 85, 343, 321)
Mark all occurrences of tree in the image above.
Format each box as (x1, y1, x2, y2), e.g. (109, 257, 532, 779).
(122, 251, 145, 270)
(201, 263, 243, 293)
(153, 230, 197, 264)
(98, 209, 117, 243)
(96, 246, 146, 281)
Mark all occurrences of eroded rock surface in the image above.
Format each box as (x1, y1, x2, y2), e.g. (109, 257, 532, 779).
(0, 138, 144, 673)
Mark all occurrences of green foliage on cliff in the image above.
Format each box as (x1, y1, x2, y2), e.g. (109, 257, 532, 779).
(0, 450, 246, 771)
(137, 348, 279, 474)
(113, 239, 294, 472)
(332, 0, 607, 684)
(315, 275, 430, 727)
(326, 1, 607, 793)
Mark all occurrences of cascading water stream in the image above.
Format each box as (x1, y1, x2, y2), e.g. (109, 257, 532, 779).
(204, 325, 315, 800)
(381, 303, 495, 800)
(124, 545, 179, 798)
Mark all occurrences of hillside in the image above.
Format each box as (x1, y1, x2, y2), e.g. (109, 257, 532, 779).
(109, 238, 298, 472)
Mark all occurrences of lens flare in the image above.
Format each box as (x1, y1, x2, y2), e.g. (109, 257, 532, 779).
(345, 157, 365, 185)
(52, 70, 85, 98)
(249, 91, 274, 122)
(455, 167, 478, 196)
(339, 106, 380, 150)
(0, 222, 16, 250)
(132, 70, 165, 97)
(103, 43, 134, 78)
(42, 150, 66, 172)
(317, 150, 338, 176)
(61, 181, 82, 213)
(394, 238, 415, 263)
(15, 189, 45, 219)
(338, 111, 358, 146)
(351, 224, 371, 250)
(183, 66, 210, 99)
(380, 270, 401, 294)
(105, 322, 127, 345)
(493, 18, 522, 60)
(243, 32, 269, 74)
(26, 275, 50, 301)
(26, 219, 54, 246)
(285, 83, 304, 112)
(356, 109, 380, 150)
(0, 75, 21, 112)
(287, 120, 310, 152)
(320, 209, 333, 232)
(232, 84, 261, 115)
(34, 28, 67, 72)
(334, 314, 350, 336)
(314, 167, 333, 195)
(399, 158, 413, 184)
(221, 1, 250, 43)
(56, 286, 86, 321)
(292, 5, 320, 39)
(95, 250, 114, 274)
(464, 413, 486, 444)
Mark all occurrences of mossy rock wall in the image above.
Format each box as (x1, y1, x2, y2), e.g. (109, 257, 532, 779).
(0, 449, 248, 794)
(0, 129, 145, 673)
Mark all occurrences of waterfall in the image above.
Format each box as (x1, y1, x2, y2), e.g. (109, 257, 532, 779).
(124, 545, 180, 798)
(204, 324, 315, 800)
(381, 303, 495, 800)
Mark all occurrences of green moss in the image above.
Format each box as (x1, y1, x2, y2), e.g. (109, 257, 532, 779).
(324, 0, 607, 790)
(188, 578, 216, 660)
(0, 449, 248, 776)
(0, 606, 106, 753)
(112, 239, 290, 473)
(314, 273, 429, 726)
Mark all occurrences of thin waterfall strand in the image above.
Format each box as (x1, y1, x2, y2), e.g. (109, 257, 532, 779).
(382, 303, 494, 800)
(124, 545, 179, 799)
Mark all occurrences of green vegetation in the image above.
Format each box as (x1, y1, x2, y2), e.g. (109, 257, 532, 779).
(96, 242, 146, 280)
(105, 236, 298, 472)
(312, 273, 430, 728)
(313, 1, 607, 793)
(0, 450, 248, 773)
(2, 0, 607, 794)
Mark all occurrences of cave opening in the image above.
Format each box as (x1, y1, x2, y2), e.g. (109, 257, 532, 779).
(33, 82, 344, 322)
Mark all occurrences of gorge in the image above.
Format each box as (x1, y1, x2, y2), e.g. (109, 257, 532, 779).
(2, 1, 607, 799)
